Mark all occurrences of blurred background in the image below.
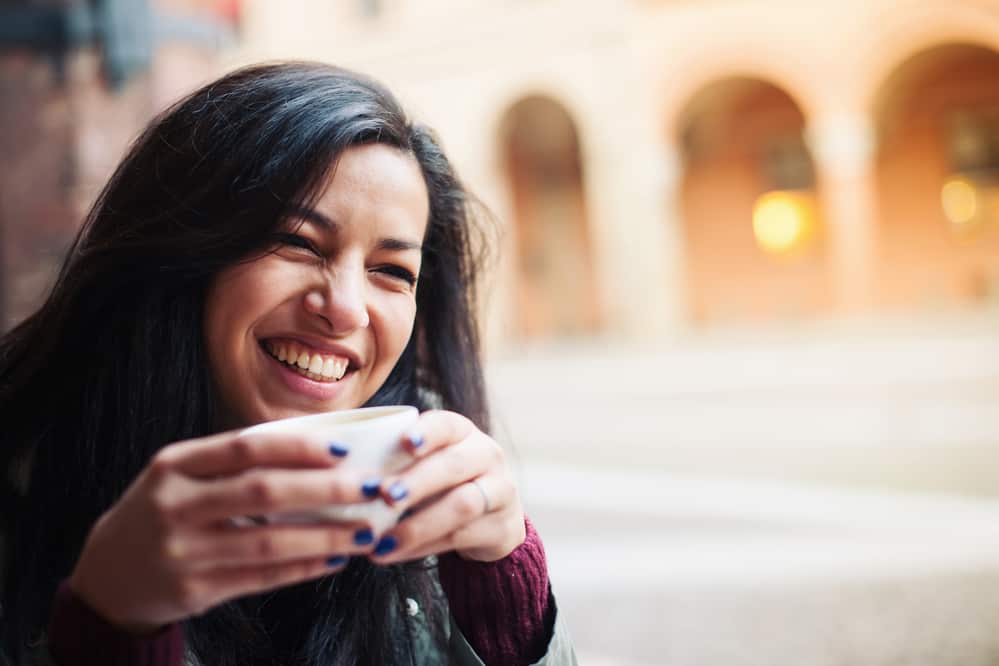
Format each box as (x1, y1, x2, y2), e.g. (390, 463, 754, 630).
(4, 0, 999, 663)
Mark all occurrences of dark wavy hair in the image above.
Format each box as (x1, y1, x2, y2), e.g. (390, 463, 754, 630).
(0, 62, 491, 665)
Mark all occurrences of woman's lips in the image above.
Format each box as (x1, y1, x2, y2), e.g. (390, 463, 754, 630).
(259, 343, 353, 401)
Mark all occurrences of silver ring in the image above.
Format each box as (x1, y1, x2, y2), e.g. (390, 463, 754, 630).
(470, 478, 491, 514)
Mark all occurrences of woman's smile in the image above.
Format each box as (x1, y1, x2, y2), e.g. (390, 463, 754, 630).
(257, 338, 357, 402)
(261, 338, 354, 383)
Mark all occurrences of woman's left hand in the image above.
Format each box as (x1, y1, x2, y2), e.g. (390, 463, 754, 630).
(369, 409, 525, 564)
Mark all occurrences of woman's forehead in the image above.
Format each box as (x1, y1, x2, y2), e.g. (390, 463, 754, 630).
(308, 145, 429, 235)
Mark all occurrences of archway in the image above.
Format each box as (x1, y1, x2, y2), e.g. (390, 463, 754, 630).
(500, 95, 600, 340)
(677, 77, 828, 324)
(874, 43, 999, 310)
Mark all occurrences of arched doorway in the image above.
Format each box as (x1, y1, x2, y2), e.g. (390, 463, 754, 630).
(874, 44, 999, 310)
(677, 77, 829, 324)
(500, 95, 599, 340)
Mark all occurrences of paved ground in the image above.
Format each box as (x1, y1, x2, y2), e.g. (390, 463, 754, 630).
(486, 314, 999, 664)
(520, 464, 999, 666)
(487, 314, 999, 495)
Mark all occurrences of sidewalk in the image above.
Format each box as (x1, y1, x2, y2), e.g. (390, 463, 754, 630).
(521, 463, 999, 665)
(488, 314, 999, 494)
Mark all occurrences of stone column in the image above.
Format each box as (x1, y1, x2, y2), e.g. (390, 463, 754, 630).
(661, 144, 686, 333)
(463, 128, 517, 357)
(582, 127, 685, 340)
(807, 112, 878, 314)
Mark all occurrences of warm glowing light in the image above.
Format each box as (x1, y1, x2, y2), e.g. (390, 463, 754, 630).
(752, 190, 817, 255)
(941, 176, 979, 228)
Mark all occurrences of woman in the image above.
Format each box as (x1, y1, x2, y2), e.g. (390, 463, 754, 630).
(0, 62, 575, 665)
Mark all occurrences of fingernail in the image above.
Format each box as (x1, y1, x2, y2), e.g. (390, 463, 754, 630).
(326, 555, 349, 567)
(354, 528, 374, 546)
(361, 478, 381, 498)
(374, 535, 397, 556)
(328, 441, 349, 457)
(387, 481, 408, 502)
(407, 430, 424, 449)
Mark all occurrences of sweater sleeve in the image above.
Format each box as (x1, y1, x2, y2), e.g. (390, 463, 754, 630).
(437, 516, 556, 666)
(47, 581, 185, 666)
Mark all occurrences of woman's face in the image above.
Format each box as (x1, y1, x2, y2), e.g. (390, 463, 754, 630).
(204, 144, 430, 427)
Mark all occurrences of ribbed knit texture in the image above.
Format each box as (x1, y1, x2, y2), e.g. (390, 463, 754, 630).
(437, 516, 555, 666)
(48, 581, 184, 666)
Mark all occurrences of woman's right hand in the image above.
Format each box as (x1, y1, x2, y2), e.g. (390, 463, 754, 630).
(67, 429, 376, 634)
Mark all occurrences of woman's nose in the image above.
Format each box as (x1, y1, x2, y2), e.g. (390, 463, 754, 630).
(303, 268, 370, 333)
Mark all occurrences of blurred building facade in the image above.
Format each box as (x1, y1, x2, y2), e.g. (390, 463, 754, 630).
(2, 0, 999, 390)
(232, 0, 999, 350)
(4, 0, 999, 345)
(0, 0, 235, 329)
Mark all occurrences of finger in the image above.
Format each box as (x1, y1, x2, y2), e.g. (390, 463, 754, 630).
(400, 410, 476, 457)
(375, 510, 522, 565)
(164, 467, 374, 525)
(203, 555, 346, 604)
(369, 474, 515, 562)
(167, 523, 376, 569)
(154, 431, 346, 479)
(380, 433, 502, 509)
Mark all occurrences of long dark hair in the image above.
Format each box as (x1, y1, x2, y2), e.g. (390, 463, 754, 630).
(0, 62, 490, 665)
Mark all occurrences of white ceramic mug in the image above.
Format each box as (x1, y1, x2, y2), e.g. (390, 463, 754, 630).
(238, 405, 419, 530)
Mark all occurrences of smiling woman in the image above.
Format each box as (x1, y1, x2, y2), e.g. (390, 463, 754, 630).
(0, 63, 576, 666)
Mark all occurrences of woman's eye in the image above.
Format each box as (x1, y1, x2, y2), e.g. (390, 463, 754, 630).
(275, 233, 322, 256)
(374, 265, 418, 286)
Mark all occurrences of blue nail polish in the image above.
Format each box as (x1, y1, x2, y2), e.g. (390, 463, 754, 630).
(387, 481, 408, 502)
(328, 441, 349, 457)
(326, 555, 349, 567)
(374, 535, 397, 556)
(361, 478, 381, 498)
(408, 431, 424, 449)
(354, 528, 374, 546)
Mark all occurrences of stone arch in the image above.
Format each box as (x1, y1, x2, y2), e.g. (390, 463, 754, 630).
(857, 4, 999, 115)
(675, 76, 830, 324)
(498, 94, 600, 340)
(872, 42, 999, 310)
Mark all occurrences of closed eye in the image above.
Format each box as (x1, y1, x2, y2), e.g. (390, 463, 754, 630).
(373, 264, 418, 286)
(274, 233, 322, 257)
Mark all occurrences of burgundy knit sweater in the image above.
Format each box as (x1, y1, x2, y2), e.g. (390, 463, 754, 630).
(47, 517, 553, 666)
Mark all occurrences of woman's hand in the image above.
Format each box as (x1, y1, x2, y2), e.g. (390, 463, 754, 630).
(369, 410, 526, 565)
(67, 430, 378, 634)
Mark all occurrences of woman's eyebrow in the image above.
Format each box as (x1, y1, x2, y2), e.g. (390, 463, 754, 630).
(288, 204, 336, 230)
(377, 237, 423, 252)
(288, 204, 421, 251)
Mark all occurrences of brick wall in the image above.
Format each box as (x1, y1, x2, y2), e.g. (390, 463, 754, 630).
(0, 1, 230, 331)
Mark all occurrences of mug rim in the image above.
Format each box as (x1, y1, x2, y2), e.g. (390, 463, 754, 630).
(242, 405, 418, 435)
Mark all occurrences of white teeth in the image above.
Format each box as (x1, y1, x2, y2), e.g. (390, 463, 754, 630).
(308, 355, 323, 374)
(264, 341, 351, 383)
